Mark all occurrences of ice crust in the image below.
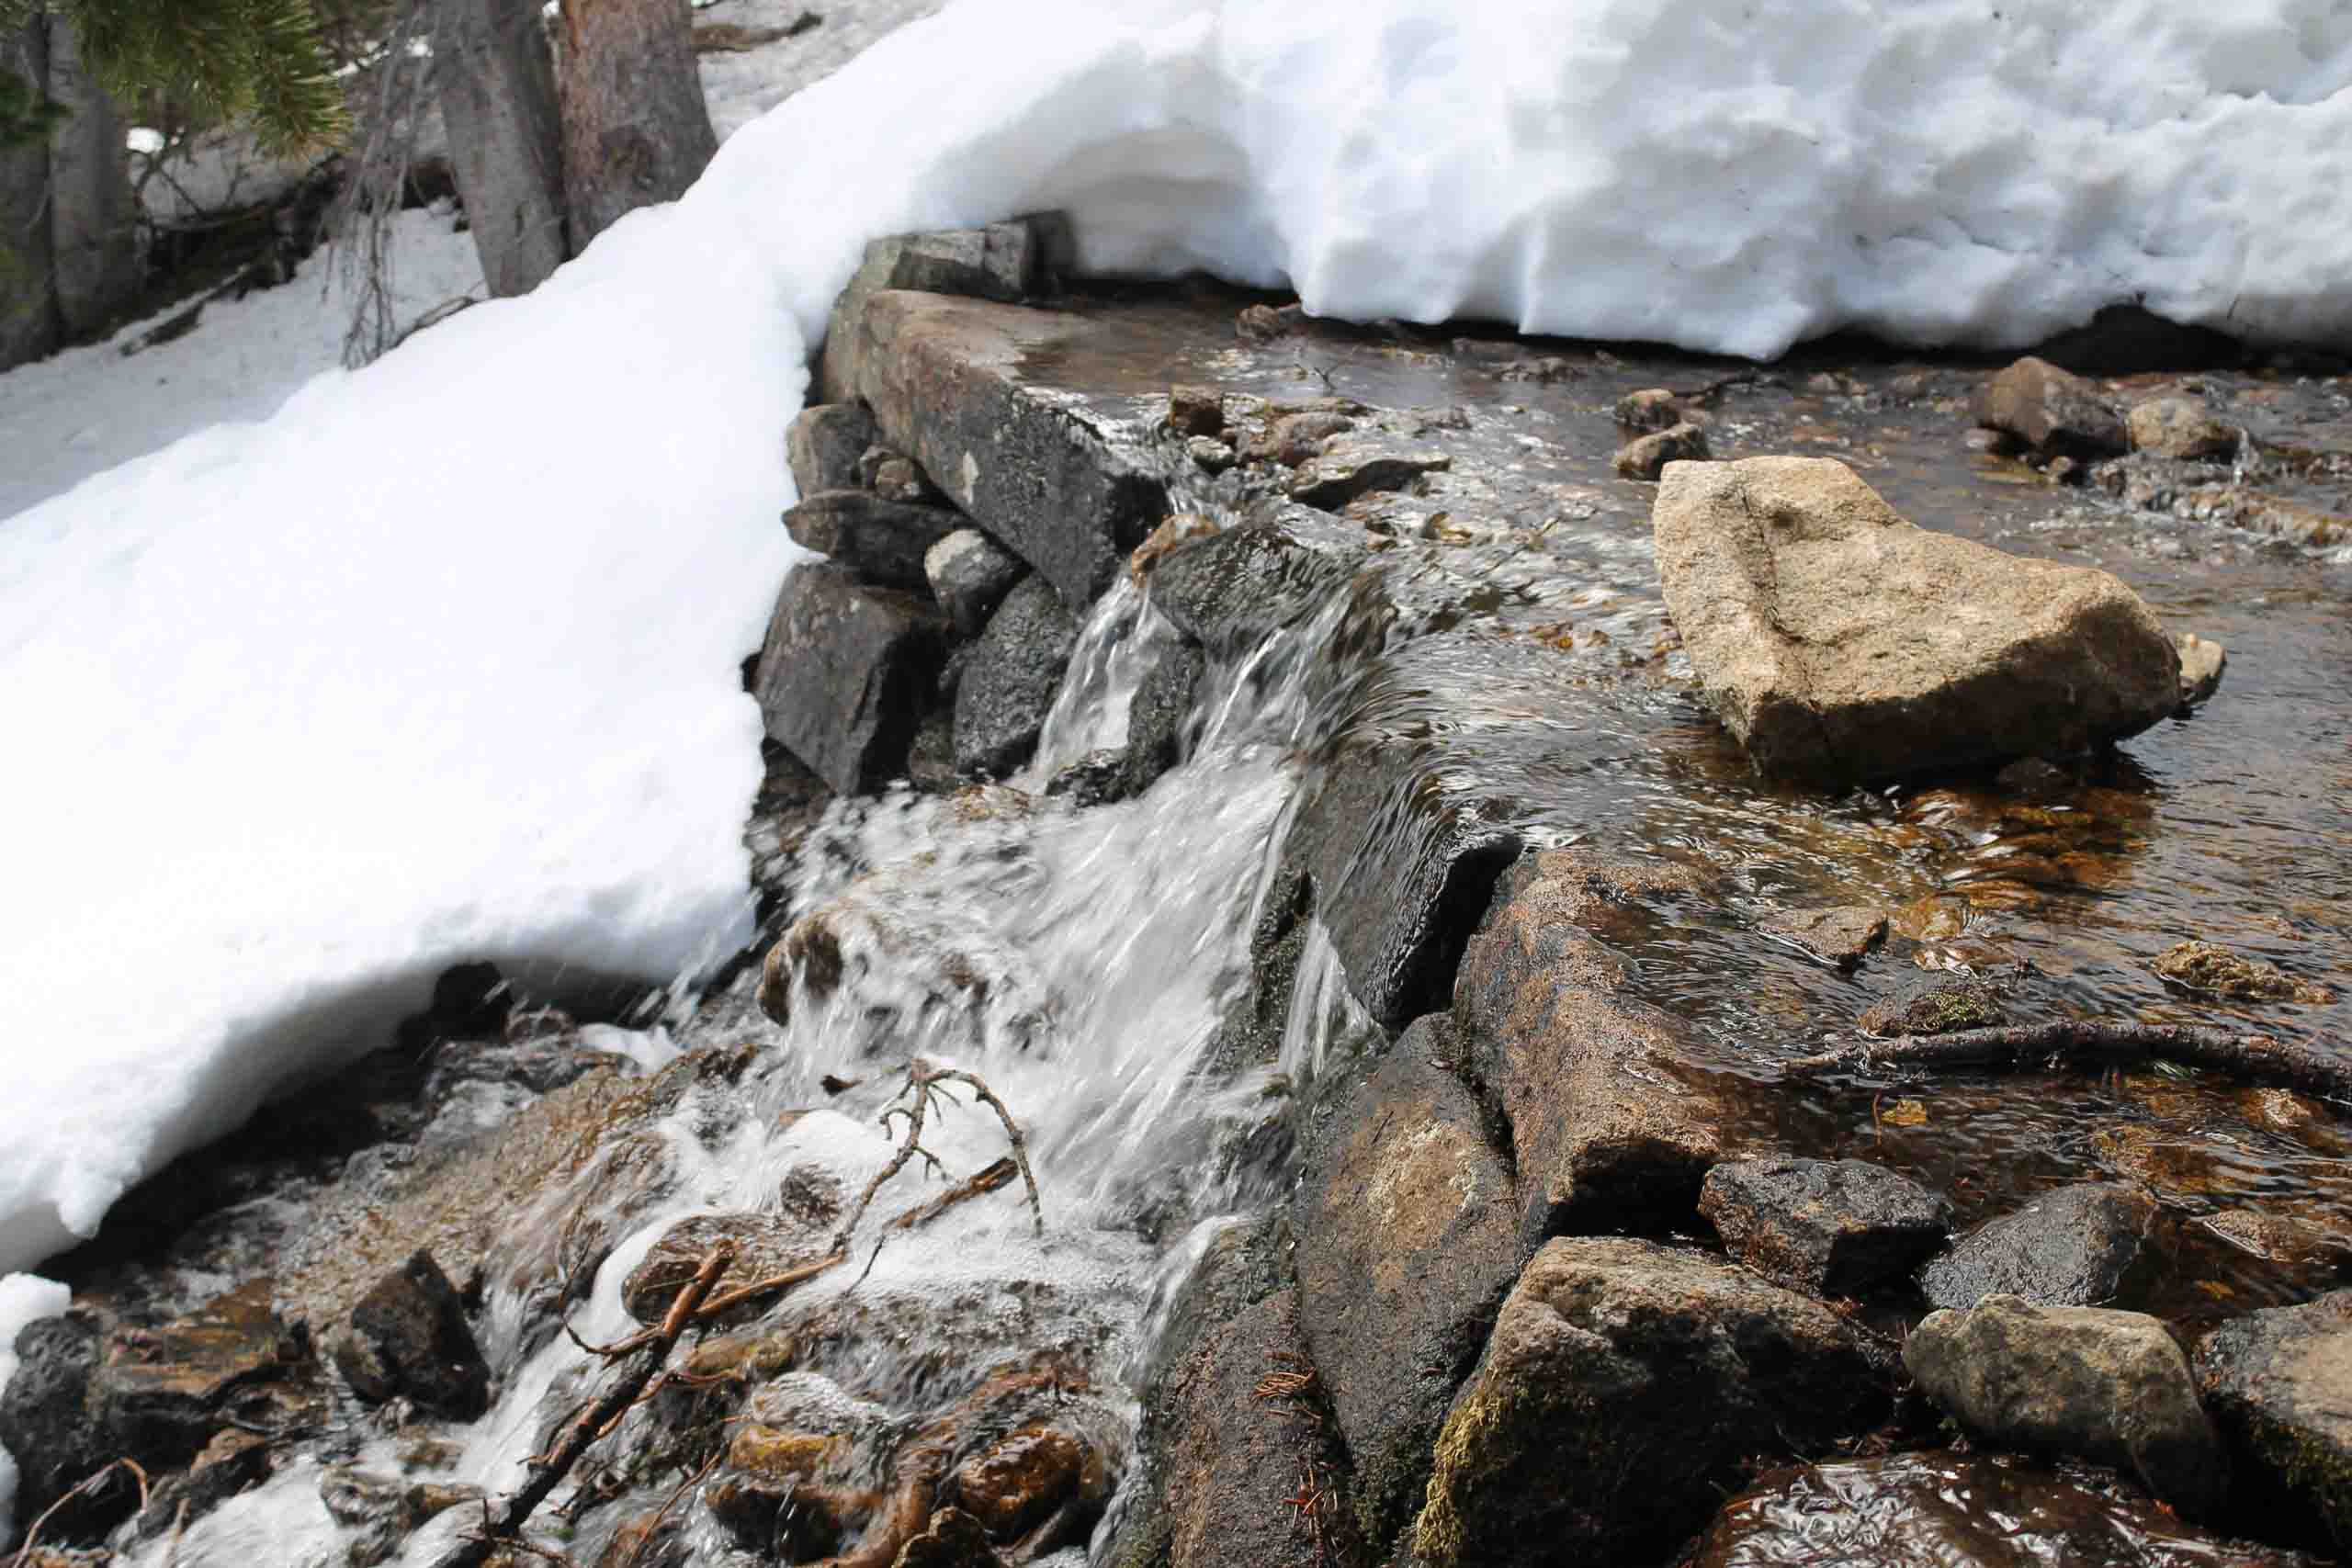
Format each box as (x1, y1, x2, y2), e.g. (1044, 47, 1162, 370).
(4, 0, 2350, 1340)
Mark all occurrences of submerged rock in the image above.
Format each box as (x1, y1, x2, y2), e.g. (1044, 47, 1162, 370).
(1920, 1183, 2161, 1311)
(2197, 1289, 2352, 1551)
(955, 573, 1080, 777)
(1758, 905, 1888, 967)
(1859, 975, 2008, 1036)
(2152, 940, 2331, 1004)
(1699, 1156, 1947, 1297)
(1905, 1293, 2225, 1517)
(1691, 1450, 2323, 1568)
(1414, 1237, 1881, 1568)
(754, 561, 946, 795)
(1295, 1016, 1518, 1550)
(1974, 355, 2130, 458)
(1653, 457, 2182, 783)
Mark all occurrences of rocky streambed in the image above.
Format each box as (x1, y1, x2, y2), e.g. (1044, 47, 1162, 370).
(6, 220, 2352, 1568)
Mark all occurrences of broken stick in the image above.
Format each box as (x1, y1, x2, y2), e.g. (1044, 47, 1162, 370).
(1784, 1019, 2351, 1101)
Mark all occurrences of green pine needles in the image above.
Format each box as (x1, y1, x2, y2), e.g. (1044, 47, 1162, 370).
(1, 0, 348, 152)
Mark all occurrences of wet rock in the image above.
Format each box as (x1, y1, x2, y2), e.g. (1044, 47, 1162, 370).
(1974, 355, 2130, 458)
(858, 444, 941, 505)
(1117, 639, 1203, 798)
(1691, 1450, 2321, 1568)
(621, 1211, 833, 1327)
(1996, 755, 2074, 799)
(1241, 409, 1353, 466)
(831, 289, 1169, 604)
(1758, 905, 1888, 967)
(2152, 940, 2331, 1004)
(1414, 1237, 1882, 1568)
(320, 1465, 486, 1568)
(2129, 396, 2239, 462)
(1920, 1183, 2161, 1311)
(1860, 974, 2008, 1036)
(782, 489, 960, 591)
(2201, 1208, 2352, 1269)
(1184, 435, 1235, 473)
(1614, 387, 1683, 431)
(924, 527, 1026, 637)
(0, 1313, 112, 1531)
(1906, 1293, 2225, 1517)
(894, 1505, 994, 1568)
(132, 1425, 271, 1540)
(93, 1280, 297, 1470)
(1453, 851, 1740, 1239)
(1147, 503, 1363, 658)
(1151, 1288, 1364, 1568)
(1288, 444, 1451, 509)
(1699, 1156, 1948, 1297)
(1654, 457, 2182, 783)
(819, 220, 1050, 398)
(785, 402, 876, 497)
(956, 574, 1080, 777)
(331, 1249, 490, 1418)
(2198, 1290, 2352, 1551)
(1295, 1016, 1519, 1550)
(1236, 301, 1306, 342)
(1611, 420, 1710, 479)
(1165, 384, 1224, 438)
(754, 561, 946, 795)
(2178, 632, 2228, 708)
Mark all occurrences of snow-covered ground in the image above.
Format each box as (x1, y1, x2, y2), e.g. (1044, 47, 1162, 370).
(4, 1, 2352, 1534)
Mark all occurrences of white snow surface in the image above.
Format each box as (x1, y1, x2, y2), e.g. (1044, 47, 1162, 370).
(5, 0, 2352, 1288)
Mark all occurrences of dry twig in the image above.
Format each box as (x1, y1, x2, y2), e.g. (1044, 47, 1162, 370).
(10, 1458, 149, 1568)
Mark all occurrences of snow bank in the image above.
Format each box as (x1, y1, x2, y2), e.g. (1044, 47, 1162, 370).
(5, 0, 2351, 1285)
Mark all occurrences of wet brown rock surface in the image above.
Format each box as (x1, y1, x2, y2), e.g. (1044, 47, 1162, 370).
(1699, 1156, 1947, 1296)
(2197, 1290, 2352, 1551)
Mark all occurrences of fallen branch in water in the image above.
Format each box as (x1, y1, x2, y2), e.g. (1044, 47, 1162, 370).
(832, 1059, 1043, 1254)
(434, 1243, 736, 1568)
(1785, 1019, 2351, 1101)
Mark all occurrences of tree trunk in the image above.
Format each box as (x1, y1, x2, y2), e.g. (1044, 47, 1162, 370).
(434, 0, 568, 297)
(1, 14, 139, 371)
(554, 0, 715, 250)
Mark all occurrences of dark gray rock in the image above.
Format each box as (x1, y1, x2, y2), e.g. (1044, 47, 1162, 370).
(1117, 637, 1203, 797)
(332, 1249, 491, 1418)
(924, 527, 1026, 637)
(1147, 505, 1363, 659)
(954, 575, 1080, 777)
(856, 443, 941, 504)
(1905, 1293, 2224, 1518)
(1691, 1450, 2322, 1568)
(1975, 355, 2131, 458)
(1611, 421, 1711, 479)
(1758, 905, 1889, 967)
(1414, 1237, 1882, 1568)
(1295, 1016, 1519, 1551)
(829, 289, 1169, 604)
(782, 488, 961, 590)
(785, 403, 876, 498)
(753, 562, 946, 795)
(1288, 444, 1451, 508)
(2197, 1289, 2352, 1551)
(0, 1312, 111, 1531)
(1920, 1183, 2161, 1311)
(1699, 1156, 1948, 1296)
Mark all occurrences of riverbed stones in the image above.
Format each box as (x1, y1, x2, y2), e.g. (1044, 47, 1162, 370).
(1453, 851, 1744, 1239)
(1905, 1293, 2224, 1517)
(2179, 632, 2227, 707)
(1611, 420, 1710, 479)
(1690, 1451, 2320, 1568)
(2197, 1289, 2352, 1550)
(781, 489, 960, 590)
(331, 1248, 489, 1418)
(1975, 355, 2130, 458)
(622, 1211, 833, 1327)
(1860, 973, 2008, 1035)
(1288, 442, 1451, 508)
(925, 527, 1025, 637)
(785, 402, 876, 497)
(2130, 395, 2238, 461)
(829, 288, 1170, 604)
(1413, 1237, 1881, 1568)
(2152, 940, 2331, 1004)
(1295, 1016, 1518, 1549)
(1920, 1183, 2161, 1311)
(754, 561, 946, 795)
(1653, 457, 2183, 783)
(1758, 904, 1888, 967)
(1699, 1156, 1947, 1296)
(1165, 384, 1224, 438)
(1615, 387, 1683, 431)
(955, 573, 1080, 776)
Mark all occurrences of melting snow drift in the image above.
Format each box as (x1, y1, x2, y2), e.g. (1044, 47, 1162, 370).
(4, 0, 2352, 1316)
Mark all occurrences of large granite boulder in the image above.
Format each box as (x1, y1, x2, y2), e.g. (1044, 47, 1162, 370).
(1906, 1294, 2225, 1518)
(955, 574, 1080, 777)
(1653, 457, 2183, 784)
(1920, 1183, 2161, 1311)
(1294, 1016, 1518, 1550)
(2197, 1290, 2352, 1551)
(753, 562, 946, 795)
(1413, 1237, 1881, 1568)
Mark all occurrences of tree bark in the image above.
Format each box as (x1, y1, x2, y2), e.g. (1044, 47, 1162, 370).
(1, 14, 139, 370)
(434, 0, 568, 297)
(554, 0, 715, 250)
(0, 15, 58, 367)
